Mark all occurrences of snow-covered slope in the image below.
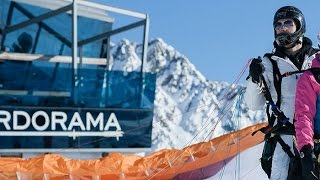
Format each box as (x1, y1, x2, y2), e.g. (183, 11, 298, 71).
(111, 38, 266, 152)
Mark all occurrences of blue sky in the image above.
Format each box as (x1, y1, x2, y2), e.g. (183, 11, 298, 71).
(92, 0, 320, 83)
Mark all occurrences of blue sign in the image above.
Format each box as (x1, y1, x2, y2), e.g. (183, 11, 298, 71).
(0, 107, 153, 149)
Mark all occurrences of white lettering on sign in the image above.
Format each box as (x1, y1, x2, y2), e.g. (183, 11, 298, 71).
(0, 110, 11, 130)
(13, 111, 31, 130)
(104, 113, 121, 131)
(0, 110, 124, 140)
(51, 111, 67, 130)
(32, 111, 50, 131)
(86, 112, 103, 131)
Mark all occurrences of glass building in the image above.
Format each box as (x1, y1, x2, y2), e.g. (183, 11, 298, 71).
(0, 0, 156, 156)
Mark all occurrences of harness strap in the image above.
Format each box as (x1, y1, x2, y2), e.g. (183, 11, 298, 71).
(281, 68, 320, 78)
(269, 122, 295, 135)
(264, 54, 282, 127)
(252, 122, 295, 137)
(274, 134, 295, 158)
(253, 56, 296, 159)
(252, 125, 273, 136)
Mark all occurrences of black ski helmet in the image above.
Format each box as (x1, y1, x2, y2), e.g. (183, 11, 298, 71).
(273, 6, 306, 47)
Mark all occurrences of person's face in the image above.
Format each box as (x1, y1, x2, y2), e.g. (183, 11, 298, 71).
(274, 18, 297, 34)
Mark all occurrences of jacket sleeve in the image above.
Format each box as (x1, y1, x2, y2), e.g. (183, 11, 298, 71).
(244, 79, 265, 110)
(295, 73, 316, 152)
(244, 57, 273, 111)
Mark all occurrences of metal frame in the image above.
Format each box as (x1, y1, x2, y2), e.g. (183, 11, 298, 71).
(2, 2, 72, 47)
(0, 0, 151, 153)
(72, 0, 78, 104)
(1, 0, 149, 69)
(0, 148, 151, 153)
(12, 0, 115, 23)
(1, 0, 150, 103)
(0, 52, 108, 64)
(2, 4, 73, 34)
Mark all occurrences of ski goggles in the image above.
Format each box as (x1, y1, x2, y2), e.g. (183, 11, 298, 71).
(274, 19, 295, 30)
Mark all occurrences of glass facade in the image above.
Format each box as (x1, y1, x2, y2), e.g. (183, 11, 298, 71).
(0, 0, 155, 150)
(0, 64, 156, 109)
(0, 1, 112, 57)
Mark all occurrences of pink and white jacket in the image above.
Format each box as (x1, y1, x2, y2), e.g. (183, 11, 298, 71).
(295, 54, 320, 151)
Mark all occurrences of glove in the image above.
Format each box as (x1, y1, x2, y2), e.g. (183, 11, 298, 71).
(300, 144, 319, 180)
(248, 57, 265, 83)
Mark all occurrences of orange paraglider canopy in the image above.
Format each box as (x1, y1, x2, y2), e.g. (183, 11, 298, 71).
(0, 123, 266, 180)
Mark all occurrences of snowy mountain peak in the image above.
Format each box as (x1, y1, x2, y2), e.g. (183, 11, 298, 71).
(111, 39, 141, 72)
(111, 39, 264, 151)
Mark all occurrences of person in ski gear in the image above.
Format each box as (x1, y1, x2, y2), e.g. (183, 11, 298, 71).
(244, 6, 319, 180)
(295, 54, 320, 180)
